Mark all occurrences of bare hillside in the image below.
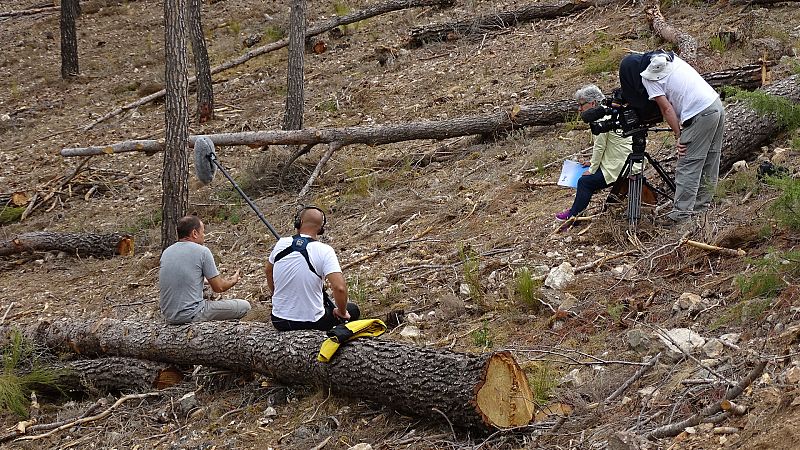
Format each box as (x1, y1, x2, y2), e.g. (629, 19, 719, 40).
(1, 0, 800, 448)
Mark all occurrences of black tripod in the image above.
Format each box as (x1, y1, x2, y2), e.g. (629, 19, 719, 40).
(608, 127, 676, 226)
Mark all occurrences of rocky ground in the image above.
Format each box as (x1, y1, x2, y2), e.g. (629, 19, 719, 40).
(1, 0, 800, 448)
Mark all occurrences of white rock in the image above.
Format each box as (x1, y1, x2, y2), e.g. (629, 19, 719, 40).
(459, 283, 471, 295)
(545, 251, 560, 258)
(785, 366, 800, 384)
(348, 444, 373, 450)
(772, 148, 789, 164)
(673, 292, 706, 313)
(405, 312, 422, 324)
(400, 325, 421, 339)
(720, 333, 741, 345)
(544, 262, 575, 290)
(657, 328, 706, 355)
(685, 426, 697, 434)
(559, 293, 578, 311)
(610, 264, 637, 280)
(264, 406, 277, 417)
(178, 392, 198, 413)
(560, 368, 584, 387)
(731, 160, 748, 172)
(703, 338, 725, 358)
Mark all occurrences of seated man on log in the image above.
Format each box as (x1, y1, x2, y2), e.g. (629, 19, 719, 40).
(265, 206, 360, 331)
(159, 215, 251, 324)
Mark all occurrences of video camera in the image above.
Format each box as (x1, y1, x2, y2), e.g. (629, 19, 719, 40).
(579, 88, 645, 136)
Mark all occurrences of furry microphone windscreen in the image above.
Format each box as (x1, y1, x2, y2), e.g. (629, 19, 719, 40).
(194, 136, 217, 185)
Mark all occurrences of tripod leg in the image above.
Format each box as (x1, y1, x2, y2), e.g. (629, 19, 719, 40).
(627, 174, 643, 227)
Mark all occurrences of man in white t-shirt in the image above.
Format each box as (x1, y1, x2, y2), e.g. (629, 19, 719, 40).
(640, 52, 725, 225)
(265, 207, 360, 331)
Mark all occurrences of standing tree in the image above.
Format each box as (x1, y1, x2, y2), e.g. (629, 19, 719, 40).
(162, 0, 190, 249)
(60, 0, 80, 78)
(187, 0, 214, 123)
(283, 0, 306, 130)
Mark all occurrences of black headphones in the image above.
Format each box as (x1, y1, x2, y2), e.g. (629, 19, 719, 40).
(294, 206, 327, 235)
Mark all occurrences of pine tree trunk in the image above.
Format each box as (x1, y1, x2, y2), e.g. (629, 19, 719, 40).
(162, 0, 190, 249)
(17, 318, 535, 430)
(59, 0, 80, 78)
(187, 0, 214, 123)
(283, 0, 306, 131)
(0, 232, 133, 257)
(58, 357, 184, 393)
(720, 74, 800, 172)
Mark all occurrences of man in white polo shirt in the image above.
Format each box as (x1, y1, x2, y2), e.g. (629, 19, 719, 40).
(265, 206, 360, 331)
(640, 52, 725, 226)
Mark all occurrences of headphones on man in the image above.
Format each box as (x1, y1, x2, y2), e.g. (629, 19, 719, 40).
(293, 206, 327, 235)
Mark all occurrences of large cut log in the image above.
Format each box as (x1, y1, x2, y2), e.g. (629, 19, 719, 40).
(62, 64, 765, 158)
(407, 0, 614, 47)
(14, 318, 535, 430)
(83, 0, 456, 131)
(0, 232, 134, 258)
(0, 6, 60, 18)
(645, 1, 697, 62)
(58, 357, 184, 394)
(720, 74, 800, 172)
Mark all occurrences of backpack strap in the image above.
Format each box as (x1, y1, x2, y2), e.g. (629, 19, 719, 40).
(273, 235, 321, 278)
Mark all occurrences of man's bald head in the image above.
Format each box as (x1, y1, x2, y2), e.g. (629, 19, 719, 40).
(297, 207, 325, 235)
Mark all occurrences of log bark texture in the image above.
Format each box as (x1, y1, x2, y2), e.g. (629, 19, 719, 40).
(0, 232, 134, 258)
(83, 0, 455, 131)
(720, 74, 800, 172)
(187, 0, 214, 123)
(645, 1, 697, 62)
(58, 357, 184, 393)
(0, 6, 59, 18)
(407, 0, 613, 47)
(17, 318, 535, 430)
(62, 63, 766, 158)
(59, 0, 80, 78)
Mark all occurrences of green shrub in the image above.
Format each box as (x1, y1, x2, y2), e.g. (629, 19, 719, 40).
(459, 245, 483, 305)
(767, 176, 800, 230)
(471, 320, 493, 349)
(583, 47, 625, 74)
(716, 169, 760, 198)
(515, 267, 542, 311)
(709, 36, 728, 53)
(264, 25, 285, 43)
(0, 331, 65, 417)
(527, 363, 559, 406)
(737, 271, 784, 300)
(0, 206, 25, 224)
(347, 276, 371, 304)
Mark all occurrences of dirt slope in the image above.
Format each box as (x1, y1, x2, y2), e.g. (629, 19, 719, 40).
(1, 0, 800, 448)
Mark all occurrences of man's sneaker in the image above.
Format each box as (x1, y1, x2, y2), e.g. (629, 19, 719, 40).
(555, 209, 572, 221)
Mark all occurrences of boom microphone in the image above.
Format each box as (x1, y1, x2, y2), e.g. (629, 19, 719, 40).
(192, 136, 280, 240)
(580, 105, 608, 124)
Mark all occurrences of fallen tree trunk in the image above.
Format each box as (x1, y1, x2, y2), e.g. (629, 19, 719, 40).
(645, 0, 697, 62)
(14, 318, 535, 430)
(62, 63, 766, 158)
(64, 99, 576, 156)
(83, 0, 455, 131)
(0, 6, 59, 18)
(0, 232, 134, 258)
(58, 357, 184, 393)
(720, 74, 800, 172)
(406, 0, 614, 47)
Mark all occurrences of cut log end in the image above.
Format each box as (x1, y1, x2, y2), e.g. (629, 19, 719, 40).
(476, 352, 534, 428)
(117, 236, 135, 256)
(155, 367, 184, 389)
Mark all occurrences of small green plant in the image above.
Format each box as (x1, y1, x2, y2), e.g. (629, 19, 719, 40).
(715, 169, 760, 199)
(709, 36, 728, 53)
(228, 20, 241, 36)
(767, 176, 800, 230)
(471, 320, 493, 349)
(316, 99, 338, 113)
(606, 302, 624, 322)
(264, 25, 285, 43)
(527, 363, 559, 406)
(515, 267, 542, 311)
(0, 331, 65, 417)
(710, 298, 774, 331)
(459, 244, 483, 305)
(790, 131, 800, 150)
(0, 206, 25, 224)
(347, 276, 371, 304)
(583, 47, 625, 74)
(737, 271, 784, 300)
(124, 208, 162, 234)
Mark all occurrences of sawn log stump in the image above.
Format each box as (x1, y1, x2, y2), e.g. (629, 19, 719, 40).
(0, 232, 134, 258)
(17, 318, 535, 430)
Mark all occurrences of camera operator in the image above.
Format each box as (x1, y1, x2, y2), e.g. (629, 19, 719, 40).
(555, 84, 633, 221)
(639, 52, 725, 226)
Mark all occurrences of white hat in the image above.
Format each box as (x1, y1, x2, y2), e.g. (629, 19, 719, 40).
(640, 54, 675, 81)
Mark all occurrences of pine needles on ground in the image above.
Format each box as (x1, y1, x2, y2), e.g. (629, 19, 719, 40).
(0, 330, 66, 418)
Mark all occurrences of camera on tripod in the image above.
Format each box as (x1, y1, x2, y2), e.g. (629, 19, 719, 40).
(580, 88, 646, 136)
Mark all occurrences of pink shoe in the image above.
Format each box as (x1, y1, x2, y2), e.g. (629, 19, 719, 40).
(555, 209, 572, 221)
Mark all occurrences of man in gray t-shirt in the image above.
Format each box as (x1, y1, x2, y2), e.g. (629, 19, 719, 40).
(159, 216, 251, 324)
